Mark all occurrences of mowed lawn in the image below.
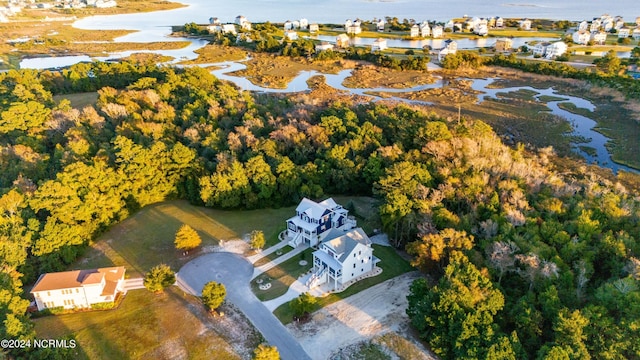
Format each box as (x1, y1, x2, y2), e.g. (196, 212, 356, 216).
(33, 288, 243, 360)
(273, 245, 415, 324)
(78, 200, 293, 276)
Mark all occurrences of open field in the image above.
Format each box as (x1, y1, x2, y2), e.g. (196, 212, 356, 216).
(273, 245, 414, 324)
(15, 0, 184, 20)
(34, 288, 259, 360)
(53, 92, 99, 109)
(78, 200, 294, 275)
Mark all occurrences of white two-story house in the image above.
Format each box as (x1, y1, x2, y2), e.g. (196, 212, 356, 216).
(307, 228, 379, 290)
(286, 198, 356, 247)
(31, 267, 125, 311)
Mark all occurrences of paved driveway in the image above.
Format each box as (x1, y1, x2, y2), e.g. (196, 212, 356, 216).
(176, 252, 311, 360)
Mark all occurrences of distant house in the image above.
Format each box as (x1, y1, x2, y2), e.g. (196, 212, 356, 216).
(474, 23, 488, 36)
(209, 17, 220, 25)
(284, 30, 298, 41)
(336, 33, 350, 48)
(299, 18, 308, 29)
(292, 20, 300, 29)
(284, 20, 293, 31)
(345, 19, 352, 29)
(602, 17, 614, 32)
(371, 38, 387, 52)
(495, 17, 504, 28)
(519, 18, 531, 30)
(636, 17, 640, 26)
(495, 38, 513, 52)
(533, 42, 550, 57)
(591, 31, 607, 45)
(94, 0, 116, 8)
(286, 198, 357, 247)
(221, 24, 237, 35)
(410, 24, 420, 38)
(420, 22, 431, 37)
(309, 23, 319, 33)
(618, 28, 630, 38)
(0, 13, 7, 23)
(615, 18, 625, 30)
(307, 228, 379, 290)
(377, 19, 385, 31)
(590, 20, 601, 32)
(235, 15, 247, 26)
(432, 25, 443, 38)
(438, 39, 457, 61)
(31, 267, 125, 311)
(240, 21, 251, 31)
(545, 41, 567, 58)
(572, 31, 590, 45)
(207, 25, 221, 33)
(633, 28, 640, 40)
(444, 19, 454, 30)
(315, 41, 334, 52)
(578, 20, 588, 32)
(347, 24, 362, 35)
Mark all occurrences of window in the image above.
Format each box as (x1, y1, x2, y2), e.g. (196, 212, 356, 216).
(76, 288, 79, 293)
(351, 273, 354, 277)
(47, 291, 51, 296)
(353, 263, 356, 268)
(361, 259, 364, 263)
(358, 250, 361, 255)
(361, 268, 364, 272)
(353, 253, 356, 258)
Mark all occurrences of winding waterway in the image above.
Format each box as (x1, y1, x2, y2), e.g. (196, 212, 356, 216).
(16, 0, 639, 173)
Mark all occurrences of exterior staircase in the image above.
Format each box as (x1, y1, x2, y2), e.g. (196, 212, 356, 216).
(288, 232, 303, 248)
(306, 267, 326, 289)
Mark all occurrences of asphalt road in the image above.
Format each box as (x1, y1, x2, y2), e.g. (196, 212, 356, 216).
(177, 252, 311, 360)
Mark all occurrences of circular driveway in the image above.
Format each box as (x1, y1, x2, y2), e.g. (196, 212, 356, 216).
(177, 252, 311, 360)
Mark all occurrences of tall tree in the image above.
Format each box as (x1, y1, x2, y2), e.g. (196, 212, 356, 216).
(174, 224, 202, 251)
(201, 281, 226, 312)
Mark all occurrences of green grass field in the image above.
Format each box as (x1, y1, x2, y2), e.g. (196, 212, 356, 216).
(251, 248, 314, 301)
(273, 245, 414, 323)
(33, 288, 244, 360)
(53, 92, 99, 109)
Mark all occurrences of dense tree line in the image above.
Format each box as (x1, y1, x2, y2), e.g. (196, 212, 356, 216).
(0, 59, 638, 358)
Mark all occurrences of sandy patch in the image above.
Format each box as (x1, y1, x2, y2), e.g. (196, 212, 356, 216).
(287, 272, 433, 360)
(202, 239, 250, 255)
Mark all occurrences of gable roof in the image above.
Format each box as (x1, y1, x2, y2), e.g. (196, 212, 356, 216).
(31, 267, 125, 293)
(323, 228, 371, 263)
(296, 197, 339, 219)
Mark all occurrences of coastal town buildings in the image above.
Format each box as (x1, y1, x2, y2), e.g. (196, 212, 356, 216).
(371, 38, 387, 52)
(495, 38, 513, 52)
(315, 41, 333, 52)
(591, 31, 607, 45)
(336, 33, 350, 48)
(572, 30, 591, 45)
(309, 23, 319, 33)
(438, 39, 457, 61)
(286, 198, 357, 248)
(432, 25, 443, 38)
(519, 18, 531, 30)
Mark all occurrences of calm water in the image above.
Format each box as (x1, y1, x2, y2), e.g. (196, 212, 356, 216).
(74, 0, 640, 37)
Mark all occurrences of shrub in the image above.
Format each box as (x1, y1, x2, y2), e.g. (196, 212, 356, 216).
(144, 264, 176, 293)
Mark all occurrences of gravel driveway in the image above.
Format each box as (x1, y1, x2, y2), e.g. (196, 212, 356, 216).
(176, 252, 311, 360)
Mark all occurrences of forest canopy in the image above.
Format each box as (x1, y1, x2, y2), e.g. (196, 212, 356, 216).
(0, 59, 638, 359)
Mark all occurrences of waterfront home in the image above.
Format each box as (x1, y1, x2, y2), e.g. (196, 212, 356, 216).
(438, 39, 457, 61)
(292, 20, 300, 29)
(420, 22, 431, 37)
(572, 31, 590, 45)
(591, 31, 607, 45)
(353, 19, 362, 28)
(603, 19, 614, 32)
(633, 28, 640, 40)
(474, 23, 488, 36)
(240, 21, 251, 31)
(615, 18, 625, 30)
(286, 198, 357, 247)
(371, 38, 388, 52)
(533, 42, 550, 57)
(235, 15, 247, 26)
(432, 25, 443, 38)
(488, 17, 496, 28)
(495, 17, 504, 28)
(636, 17, 640, 26)
(307, 228, 379, 290)
(590, 20, 601, 32)
(284, 30, 298, 41)
(207, 24, 221, 33)
(315, 42, 333, 52)
(309, 23, 319, 33)
(31, 267, 125, 311)
(345, 19, 352, 29)
(578, 20, 588, 32)
(347, 24, 362, 35)
(519, 18, 531, 30)
(618, 28, 630, 38)
(209, 17, 220, 25)
(0, 12, 7, 23)
(336, 33, 350, 48)
(495, 38, 513, 52)
(284, 20, 293, 30)
(377, 18, 385, 31)
(546, 42, 567, 58)
(410, 24, 420, 38)
(95, 0, 115, 8)
(222, 24, 236, 34)
(299, 18, 308, 29)
(444, 19, 454, 30)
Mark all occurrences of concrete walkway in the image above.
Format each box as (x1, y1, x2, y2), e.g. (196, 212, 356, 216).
(246, 240, 290, 264)
(251, 244, 308, 280)
(177, 252, 311, 360)
(122, 278, 144, 291)
(262, 273, 325, 312)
